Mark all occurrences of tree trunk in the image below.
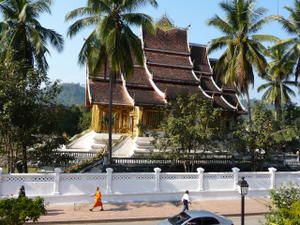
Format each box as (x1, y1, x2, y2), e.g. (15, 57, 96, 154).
(274, 104, 281, 121)
(22, 144, 28, 173)
(108, 73, 113, 166)
(245, 90, 252, 122)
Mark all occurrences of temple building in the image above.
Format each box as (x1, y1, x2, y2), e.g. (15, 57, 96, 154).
(85, 27, 246, 138)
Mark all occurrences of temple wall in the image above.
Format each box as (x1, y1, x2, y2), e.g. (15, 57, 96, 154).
(0, 167, 297, 204)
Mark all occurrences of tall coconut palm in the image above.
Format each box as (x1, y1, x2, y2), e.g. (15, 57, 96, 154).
(0, 0, 64, 72)
(208, 0, 278, 121)
(258, 46, 299, 120)
(66, 0, 157, 164)
(274, 0, 300, 83)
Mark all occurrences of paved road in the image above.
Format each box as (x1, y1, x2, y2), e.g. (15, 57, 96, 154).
(51, 215, 265, 225)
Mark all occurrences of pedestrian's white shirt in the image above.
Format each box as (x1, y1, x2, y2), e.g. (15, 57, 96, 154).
(182, 193, 190, 202)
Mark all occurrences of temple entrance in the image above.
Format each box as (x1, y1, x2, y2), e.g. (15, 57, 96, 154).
(91, 105, 132, 133)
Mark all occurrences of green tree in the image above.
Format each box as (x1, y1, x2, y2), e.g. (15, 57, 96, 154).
(274, 0, 300, 82)
(0, 197, 46, 225)
(66, 0, 157, 164)
(208, 0, 277, 121)
(0, 0, 64, 72)
(153, 94, 223, 172)
(265, 184, 300, 225)
(234, 102, 300, 170)
(234, 103, 278, 170)
(258, 46, 299, 120)
(0, 55, 62, 173)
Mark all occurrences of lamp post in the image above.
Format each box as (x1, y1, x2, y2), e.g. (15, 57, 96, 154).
(238, 177, 249, 225)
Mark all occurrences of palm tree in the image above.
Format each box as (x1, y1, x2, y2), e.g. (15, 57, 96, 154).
(207, 0, 278, 121)
(258, 46, 299, 120)
(274, 0, 300, 83)
(0, 0, 64, 72)
(66, 0, 157, 164)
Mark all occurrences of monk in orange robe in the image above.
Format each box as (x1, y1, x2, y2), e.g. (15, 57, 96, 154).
(89, 187, 104, 211)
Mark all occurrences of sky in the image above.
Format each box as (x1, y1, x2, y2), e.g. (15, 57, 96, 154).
(38, 0, 299, 104)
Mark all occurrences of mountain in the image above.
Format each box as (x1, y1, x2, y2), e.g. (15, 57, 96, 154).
(57, 83, 85, 106)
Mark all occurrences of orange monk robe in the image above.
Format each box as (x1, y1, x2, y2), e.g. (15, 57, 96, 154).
(93, 191, 103, 207)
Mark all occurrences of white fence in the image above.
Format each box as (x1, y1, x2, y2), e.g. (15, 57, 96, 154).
(0, 167, 299, 204)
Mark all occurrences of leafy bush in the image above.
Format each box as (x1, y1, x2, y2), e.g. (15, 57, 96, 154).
(270, 183, 300, 209)
(0, 197, 46, 225)
(265, 184, 300, 225)
(265, 201, 300, 225)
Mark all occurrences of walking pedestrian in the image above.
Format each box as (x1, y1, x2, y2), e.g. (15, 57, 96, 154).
(89, 187, 104, 211)
(296, 150, 300, 162)
(18, 185, 26, 198)
(181, 190, 191, 212)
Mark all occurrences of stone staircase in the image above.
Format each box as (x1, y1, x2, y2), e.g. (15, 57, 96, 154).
(133, 137, 155, 155)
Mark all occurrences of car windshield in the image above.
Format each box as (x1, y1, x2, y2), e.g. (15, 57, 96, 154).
(168, 212, 191, 225)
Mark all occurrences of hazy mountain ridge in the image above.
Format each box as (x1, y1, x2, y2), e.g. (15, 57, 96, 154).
(57, 83, 85, 106)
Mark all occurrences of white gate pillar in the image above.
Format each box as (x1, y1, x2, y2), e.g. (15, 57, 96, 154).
(197, 167, 205, 191)
(154, 167, 161, 192)
(232, 167, 240, 190)
(53, 168, 62, 195)
(106, 168, 113, 194)
(268, 167, 277, 189)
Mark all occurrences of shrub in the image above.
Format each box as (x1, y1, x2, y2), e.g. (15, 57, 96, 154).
(265, 184, 300, 225)
(0, 197, 46, 225)
(270, 183, 300, 209)
(265, 201, 300, 225)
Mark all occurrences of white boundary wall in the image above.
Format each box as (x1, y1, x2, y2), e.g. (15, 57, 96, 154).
(0, 167, 299, 205)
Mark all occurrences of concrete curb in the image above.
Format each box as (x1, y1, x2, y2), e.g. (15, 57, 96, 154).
(30, 212, 268, 224)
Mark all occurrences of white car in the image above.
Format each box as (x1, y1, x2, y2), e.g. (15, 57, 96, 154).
(158, 210, 234, 225)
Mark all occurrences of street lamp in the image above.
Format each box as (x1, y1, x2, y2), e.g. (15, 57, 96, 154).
(238, 177, 249, 225)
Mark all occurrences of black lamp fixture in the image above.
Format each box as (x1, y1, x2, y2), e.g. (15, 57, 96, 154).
(238, 177, 249, 196)
(238, 177, 249, 225)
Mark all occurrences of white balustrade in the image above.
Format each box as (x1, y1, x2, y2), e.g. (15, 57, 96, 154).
(53, 168, 62, 195)
(268, 167, 277, 189)
(197, 167, 205, 191)
(154, 167, 161, 192)
(232, 167, 240, 190)
(106, 168, 113, 194)
(0, 167, 299, 204)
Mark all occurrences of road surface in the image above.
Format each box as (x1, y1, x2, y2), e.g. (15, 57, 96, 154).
(52, 215, 265, 225)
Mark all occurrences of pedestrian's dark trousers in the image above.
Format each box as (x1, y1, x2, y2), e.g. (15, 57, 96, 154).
(182, 200, 189, 211)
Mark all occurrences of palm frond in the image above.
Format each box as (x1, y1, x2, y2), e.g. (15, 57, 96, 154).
(207, 15, 233, 34)
(257, 82, 272, 93)
(35, 25, 64, 52)
(122, 12, 154, 33)
(67, 16, 99, 38)
(65, 7, 96, 22)
(208, 36, 232, 54)
(251, 34, 279, 43)
(31, 0, 52, 15)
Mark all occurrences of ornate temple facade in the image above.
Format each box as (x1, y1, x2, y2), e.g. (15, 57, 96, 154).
(85, 27, 246, 136)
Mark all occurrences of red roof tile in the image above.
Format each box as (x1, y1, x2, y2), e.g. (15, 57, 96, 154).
(190, 45, 212, 74)
(89, 79, 133, 106)
(149, 66, 197, 83)
(143, 28, 189, 53)
(128, 88, 165, 106)
(145, 51, 191, 67)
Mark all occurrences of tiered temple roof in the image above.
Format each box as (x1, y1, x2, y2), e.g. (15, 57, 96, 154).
(86, 27, 246, 114)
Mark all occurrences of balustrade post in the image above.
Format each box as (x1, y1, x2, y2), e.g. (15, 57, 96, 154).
(154, 167, 161, 192)
(0, 167, 2, 196)
(53, 168, 62, 196)
(197, 167, 205, 191)
(106, 168, 113, 194)
(232, 167, 240, 190)
(268, 167, 277, 189)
